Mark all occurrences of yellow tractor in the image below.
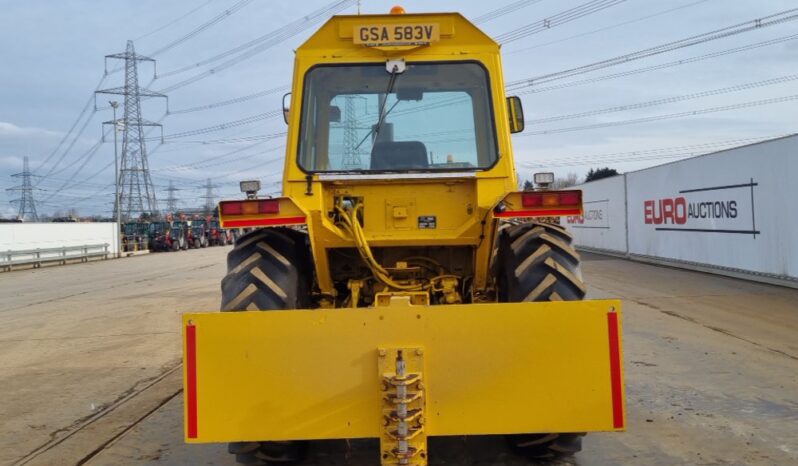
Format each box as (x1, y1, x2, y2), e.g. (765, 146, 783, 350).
(183, 7, 624, 465)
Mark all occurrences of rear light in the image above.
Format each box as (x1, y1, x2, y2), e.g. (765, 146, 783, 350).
(242, 202, 259, 215)
(221, 202, 243, 215)
(558, 190, 581, 206)
(522, 193, 543, 207)
(258, 199, 279, 214)
(542, 193, 560, 207)
(220, 199, 281, 216)
(521, 190, 581, 208)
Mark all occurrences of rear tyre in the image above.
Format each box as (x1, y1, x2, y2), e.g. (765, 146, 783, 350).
(497, 221, 587, 460)
(221, 227, 313, 465)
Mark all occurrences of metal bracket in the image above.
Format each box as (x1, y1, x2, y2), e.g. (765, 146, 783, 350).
(378, 347, 426, 466)
(386, 58, 406, 74)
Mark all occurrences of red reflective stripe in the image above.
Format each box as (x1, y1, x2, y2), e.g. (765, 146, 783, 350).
(495, 208, 581, 217)
(607, 312, 624, 429)
(186, 324, 198, 439)
(223, 216, 306, 228)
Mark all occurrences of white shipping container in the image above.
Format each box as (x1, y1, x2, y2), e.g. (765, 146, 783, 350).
(0, 223, 119, 257)
(563, 175, 627, 254)
(625, 135, 797, 281)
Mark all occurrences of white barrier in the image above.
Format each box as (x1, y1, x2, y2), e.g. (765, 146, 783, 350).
(566, 135, 798, 286)
(0, 223, 120, 258)
(563, 175, 627, 254)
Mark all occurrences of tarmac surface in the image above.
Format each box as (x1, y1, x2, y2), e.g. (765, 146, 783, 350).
(1, 247, 796, 466)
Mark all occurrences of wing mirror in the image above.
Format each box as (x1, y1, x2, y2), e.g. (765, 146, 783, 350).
(507, 96, 524, 134)
(282, 92, 291, 124)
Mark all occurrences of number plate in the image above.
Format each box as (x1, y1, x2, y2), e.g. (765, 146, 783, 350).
(353, 23, 440, 46)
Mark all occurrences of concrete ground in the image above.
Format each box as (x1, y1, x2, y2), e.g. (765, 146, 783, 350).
(1, 249, 796, 466)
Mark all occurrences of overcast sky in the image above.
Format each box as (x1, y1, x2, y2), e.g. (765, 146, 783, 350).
(1, 0, 796, 217)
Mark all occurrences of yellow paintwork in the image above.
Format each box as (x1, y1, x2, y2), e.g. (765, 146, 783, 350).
(196, 12, 614, 459)
(274, 13, 521, 294)
(183, 300, 624, 442)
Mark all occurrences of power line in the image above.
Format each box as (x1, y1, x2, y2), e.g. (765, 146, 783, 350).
(153, 0, 541, 118)
(526, 74, 798, 125)
(153, 141, 269, 172)
(41, 136, 108, 203)
(214, 155, 286, 181)
(158, 0, 353, 78)
(519, 134, 791, 167)
(153, 131, 287, 145)
(157, 111, 280, 140)
(495, 0, 628, 44)
(134, 0, 215, 42)
(515, 32, 798, 95)
(473, 0, 547, 24)
(505, 0, 713, 55)
(155, 0, 356, 92)
(33, 75, 109, 182)
(518, 94, 798, 136)
(348, 31, 798, 124)
(506, 7, 798, 90)
(169, 84, 290, 114)
(148, 0, 256, 56)
(149, 150, 286, 185)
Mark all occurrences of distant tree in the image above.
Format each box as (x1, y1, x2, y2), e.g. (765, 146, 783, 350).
(552, 172, 579, 189)
(521, 173, 579, 190)
(585, 167, 619, 182)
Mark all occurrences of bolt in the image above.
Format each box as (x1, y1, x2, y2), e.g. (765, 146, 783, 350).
(415, 348, 424, 356)
(379, 349, 387, 357)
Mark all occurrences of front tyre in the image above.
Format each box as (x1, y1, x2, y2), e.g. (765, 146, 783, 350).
(497, 221, 587, 460)
(221, 227, 313, 464)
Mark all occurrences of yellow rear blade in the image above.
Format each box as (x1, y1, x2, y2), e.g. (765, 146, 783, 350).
(183, 299, 625, 442)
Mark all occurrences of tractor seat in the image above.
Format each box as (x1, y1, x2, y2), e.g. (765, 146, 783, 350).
(370, 141, 429, 170)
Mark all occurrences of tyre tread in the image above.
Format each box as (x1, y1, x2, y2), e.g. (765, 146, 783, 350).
(497, 221, 586, 458)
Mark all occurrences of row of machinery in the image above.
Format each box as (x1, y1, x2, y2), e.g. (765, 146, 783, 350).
(121, 217, 236, 252)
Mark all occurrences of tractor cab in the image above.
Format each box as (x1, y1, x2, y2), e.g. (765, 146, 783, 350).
(122, 222, 139, 236)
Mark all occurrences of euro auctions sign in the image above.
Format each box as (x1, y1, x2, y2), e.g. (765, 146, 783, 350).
(565, 200, 609, 229)
(642, 179, 759, 237)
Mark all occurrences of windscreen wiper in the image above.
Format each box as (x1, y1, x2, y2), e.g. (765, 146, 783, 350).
(354, 63, 402, 151)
